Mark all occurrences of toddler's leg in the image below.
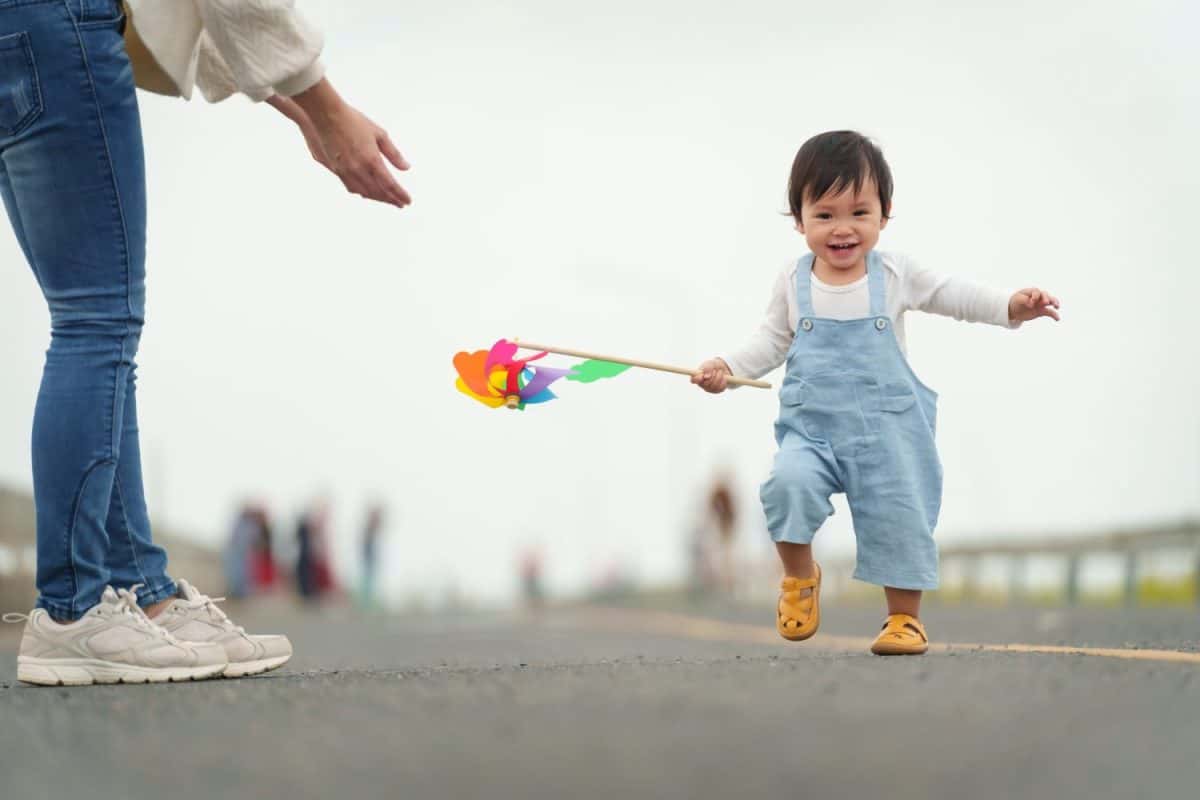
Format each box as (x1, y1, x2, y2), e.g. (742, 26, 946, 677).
(776, 542, 815, 580)
(884, 586, 921, 617)
(843, 448, 939, 655)
(760, 437, 839, 641)
(760, 435, 839, 549)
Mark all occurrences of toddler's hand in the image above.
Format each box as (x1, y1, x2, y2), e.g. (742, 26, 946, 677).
(1009, 287, 1061, 323)
(692, 358, 732, 394)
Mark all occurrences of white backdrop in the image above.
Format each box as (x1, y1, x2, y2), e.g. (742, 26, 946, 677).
(1, 0, 1196, 605)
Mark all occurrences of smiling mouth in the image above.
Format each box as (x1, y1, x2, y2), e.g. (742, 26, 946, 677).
(829, 242, 859, 252)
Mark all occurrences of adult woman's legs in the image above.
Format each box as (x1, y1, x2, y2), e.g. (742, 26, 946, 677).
(0, 0, 172, 620)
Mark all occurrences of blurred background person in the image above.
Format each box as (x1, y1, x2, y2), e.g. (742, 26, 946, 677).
(359, 503, 386, 609)
(296, 498, 337, 604)
(247, 505, 278, 595)
(224, 504, 257, 599)
(225, 502, 276, 599)
(295, 503, 318, 603)
(707, 473, 740, 595)
(518, 544, 546, 611)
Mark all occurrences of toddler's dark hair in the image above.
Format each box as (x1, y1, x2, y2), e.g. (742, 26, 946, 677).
(787, 131, 893, 221)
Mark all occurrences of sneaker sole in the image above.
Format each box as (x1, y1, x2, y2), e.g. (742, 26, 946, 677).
(222, 654, 291, 678)
(16, 656, 227, 686)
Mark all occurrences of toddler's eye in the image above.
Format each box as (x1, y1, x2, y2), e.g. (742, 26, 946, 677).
(815, 213, 832, 220)
(854, 210, 870, 216)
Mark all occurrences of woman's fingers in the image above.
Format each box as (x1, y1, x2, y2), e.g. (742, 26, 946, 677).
(340, 157, 409, 208)
(373, 162, 411, 207)
(378, 131, 410, 171)
(358, 154, 408, 207)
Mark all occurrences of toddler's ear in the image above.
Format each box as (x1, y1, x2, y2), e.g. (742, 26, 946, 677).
(880, 205, 892, 229)
(794, 219, 805, 234)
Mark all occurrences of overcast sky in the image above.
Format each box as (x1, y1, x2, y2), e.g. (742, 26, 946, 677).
(1, 0, 1197, 605)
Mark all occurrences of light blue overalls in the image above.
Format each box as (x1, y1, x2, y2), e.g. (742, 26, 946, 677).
(759, 251, 943, 590)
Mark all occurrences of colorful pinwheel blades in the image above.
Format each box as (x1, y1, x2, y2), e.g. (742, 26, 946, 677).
(453, 339, 630, 410)
(454, 339, 568, 410)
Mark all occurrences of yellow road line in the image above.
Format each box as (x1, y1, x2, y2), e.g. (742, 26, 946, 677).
(575, 607, 1200, 665)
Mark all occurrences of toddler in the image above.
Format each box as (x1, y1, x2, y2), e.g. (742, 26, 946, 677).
(693, 131, 1059, 654)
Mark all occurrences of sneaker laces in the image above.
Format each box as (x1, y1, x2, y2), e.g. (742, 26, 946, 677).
(112, 585, 183, 644)
(183, 590, 245, 636)
(2, 612, 29, 624)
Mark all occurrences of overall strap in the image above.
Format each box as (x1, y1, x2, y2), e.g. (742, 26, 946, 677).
(866, 251, 887, 316)
(795, 253, 816, 318)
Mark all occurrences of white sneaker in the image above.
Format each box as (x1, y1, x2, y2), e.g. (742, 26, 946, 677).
(154, 579, 293, 678)
(3, 586, 228, 686)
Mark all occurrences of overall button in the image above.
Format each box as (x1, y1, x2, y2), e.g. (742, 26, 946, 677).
(875, 318, 888, 331)
(800, 319, 813, 332)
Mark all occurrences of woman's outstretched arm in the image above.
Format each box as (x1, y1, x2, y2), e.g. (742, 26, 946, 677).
(194, 0, 412, 209)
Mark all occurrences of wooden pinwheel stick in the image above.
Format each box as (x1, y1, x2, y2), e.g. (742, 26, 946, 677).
(511, 339, 772, 389)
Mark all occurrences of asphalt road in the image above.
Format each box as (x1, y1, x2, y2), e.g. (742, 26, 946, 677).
(2, 598, 1198, 800)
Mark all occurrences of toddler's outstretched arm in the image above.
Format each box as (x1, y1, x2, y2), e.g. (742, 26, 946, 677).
(906, 258, 1060, 327)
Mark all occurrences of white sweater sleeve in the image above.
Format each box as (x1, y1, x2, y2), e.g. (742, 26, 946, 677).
(720, 270, 795, 380)
(193, 0, 326, 103)
(194, 34, 238, 103)
(902, 255, 1015, 327)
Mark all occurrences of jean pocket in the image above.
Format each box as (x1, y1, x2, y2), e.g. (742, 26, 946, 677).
(65, 0, 122, 22)
(0, 32, 42, 137)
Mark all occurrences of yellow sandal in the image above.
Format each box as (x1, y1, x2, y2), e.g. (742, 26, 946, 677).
(776, 563, 821, 641)
(870, 613, 929, 655)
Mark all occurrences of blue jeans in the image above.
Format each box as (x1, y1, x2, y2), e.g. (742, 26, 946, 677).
(0, 0, 175, 619)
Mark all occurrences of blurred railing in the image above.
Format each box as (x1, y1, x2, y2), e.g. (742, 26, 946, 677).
(937, 519, 1200, 606)
(739, 519, 1200, 607)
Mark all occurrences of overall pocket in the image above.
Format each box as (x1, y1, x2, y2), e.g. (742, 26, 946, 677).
(0, 32, 42, 137)
(780, 374, 880, 447)
(880, 380, 937, 436)
(879, 381, 916, 413)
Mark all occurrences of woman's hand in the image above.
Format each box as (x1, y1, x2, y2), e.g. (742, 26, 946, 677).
(691, 358, 732, 394)
(1008, 287, 1061, 323)
(309, 103, 411, 208)
(282, 78, 412, 209)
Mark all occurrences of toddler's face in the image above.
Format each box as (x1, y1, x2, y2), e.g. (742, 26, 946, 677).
(796, 178, 889, 274)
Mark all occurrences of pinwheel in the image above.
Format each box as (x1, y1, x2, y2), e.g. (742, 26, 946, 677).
(453, 339, 770, 410)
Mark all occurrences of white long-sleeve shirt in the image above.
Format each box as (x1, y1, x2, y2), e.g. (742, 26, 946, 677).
(721, 251, 1016, 380)
(124, 0, 325, 102)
